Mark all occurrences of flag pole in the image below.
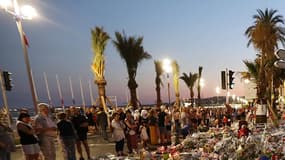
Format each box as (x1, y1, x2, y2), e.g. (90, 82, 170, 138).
(89, 80, 94, 106)
(80, 78, 86, 112)
(69, 76, 75, 105)
(56, 74, 64, 111)
(43, 72, 52, 107)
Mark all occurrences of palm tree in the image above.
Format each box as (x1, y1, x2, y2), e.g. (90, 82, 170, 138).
(245, 8, 285, 126)
(245, 8, 285, 101)
(240, 60, 259, 83)
(197, 66, 203, 106)
(154, 60, 163, 108)
(172, 61, 180, 106)
(180, 72, 198, 107)
(91, 26, 110, 112)
(113, 31, 152, 109)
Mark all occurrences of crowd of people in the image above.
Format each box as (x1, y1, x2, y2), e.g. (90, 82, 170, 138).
(0, 102, 255, 160)
(106, 104, 252, 157)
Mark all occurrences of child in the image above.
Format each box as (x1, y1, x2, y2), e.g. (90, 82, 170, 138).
(139, 122, 149, 149)
(238, 124, 250, 138)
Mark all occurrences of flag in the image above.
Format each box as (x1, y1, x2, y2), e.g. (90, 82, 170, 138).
(23, 32, 29, 47)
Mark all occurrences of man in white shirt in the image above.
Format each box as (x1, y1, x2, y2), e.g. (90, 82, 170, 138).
(34, 103, 57, 160)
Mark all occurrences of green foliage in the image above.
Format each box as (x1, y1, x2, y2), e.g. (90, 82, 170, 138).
(112, 31, 152, 107)
(91, 26, 110, 80)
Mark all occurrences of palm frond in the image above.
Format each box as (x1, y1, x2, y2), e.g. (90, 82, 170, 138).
(91, 26, 110, 80)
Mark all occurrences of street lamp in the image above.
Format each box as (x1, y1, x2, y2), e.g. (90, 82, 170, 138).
(199, 78, 205, 99)
(215, 86, 220, 105)
(162, 58, 172, 106)
(232, 94, 236, 103)
(1, 0, 38, 113)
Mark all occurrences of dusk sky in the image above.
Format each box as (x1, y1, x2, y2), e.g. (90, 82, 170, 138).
(0, 0, 284, 108)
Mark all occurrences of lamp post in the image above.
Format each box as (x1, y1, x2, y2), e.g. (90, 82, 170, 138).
(0, 0, 38, 113)
(199, 78, 205, 98)
(232, 94, 236, 104)
(215, 86, 220, 105)
(162, 58, 172, 106)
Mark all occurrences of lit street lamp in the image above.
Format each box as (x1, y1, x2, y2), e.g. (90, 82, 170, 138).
(162, 58, 172, 106)
(1, 0, 38, 113)
(215, 86, 220, 104)
(232, 94, 236, 103)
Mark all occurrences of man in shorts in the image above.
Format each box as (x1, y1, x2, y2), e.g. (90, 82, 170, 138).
(34, 103, 57, 160)
(70, 106, 91, 160)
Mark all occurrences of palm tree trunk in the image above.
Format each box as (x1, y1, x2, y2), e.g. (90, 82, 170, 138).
(128, 78, 138, 109)
(156, 85, 162, 108)
(95, 79, 107, 107)
(95, 79, 110, 127)
(190, 88, 194, 107)
(175, 93, 180, 107)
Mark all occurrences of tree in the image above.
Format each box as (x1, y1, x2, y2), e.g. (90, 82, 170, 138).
(197, 66, 203, 106)
(245, 8, 285, 99)
(172, 61, 180, 106)
(180, 72, 198, 107)
(240, 60, 259, 83)
(113, 31, 152, 109)
(91, 26, 110, 112)
(245, 8, 285, 126)
(154, 60, 163, 108)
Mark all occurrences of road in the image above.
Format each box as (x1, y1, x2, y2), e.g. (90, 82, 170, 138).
(11, 134, 126, 160)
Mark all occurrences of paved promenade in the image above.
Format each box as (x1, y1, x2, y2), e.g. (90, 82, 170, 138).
(11, 134, 117, 160)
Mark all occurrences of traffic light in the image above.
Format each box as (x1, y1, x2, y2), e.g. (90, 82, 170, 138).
(228, 70, 235, 89)
(221, 71, 226, 90)
(2, 71, 12, 91)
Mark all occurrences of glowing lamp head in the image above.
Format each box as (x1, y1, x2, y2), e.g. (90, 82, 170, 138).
(0, 0, 11, 9)
(21, 5, 37, 19)
(162, 58, 172, 73)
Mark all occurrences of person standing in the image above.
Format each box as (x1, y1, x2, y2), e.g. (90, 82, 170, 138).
(86, 107, 95, 134)
(17, 113, 40, 160)
(96, 107, 108, 141)
(157, 106, 167, 145)
(111, 112, 125, 156)
(70, 107, 91, 160)
(0, 121, 15, 160)
(148, 109, 158, 145)
(125, 110, 138, 154)
(57, 112, 77, 160)
(34, 103, 57, 160)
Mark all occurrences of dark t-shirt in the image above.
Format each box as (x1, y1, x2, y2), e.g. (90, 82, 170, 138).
(148, 116, 157, 126)
(158, 111, 167, 127)
(71, 115, 88, 134)
(57, 120, 75, 138)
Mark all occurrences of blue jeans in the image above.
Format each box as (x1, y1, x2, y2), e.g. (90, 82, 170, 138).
(60, 137, 76, 160)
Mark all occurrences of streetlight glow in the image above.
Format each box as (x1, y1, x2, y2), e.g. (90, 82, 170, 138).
(0, 0, 11, 9)
(162, 58, 172, 73)
(215, 86, 220, 94)
(162, 58, 172, 106)
(21, 5, 37, 19)
(232, 94, 236, 101)
(200, 78, 205, 88)
(244, 79, 250, 84)
(1, 0, 39, 113)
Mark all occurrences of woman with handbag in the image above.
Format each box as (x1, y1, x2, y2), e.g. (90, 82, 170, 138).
(17, 113, 40, 160)
(124, 110, 138, 154)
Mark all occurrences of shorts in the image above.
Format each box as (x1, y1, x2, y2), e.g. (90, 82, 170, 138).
(22, 143, 40, 155)
(77, 133, 87, 141)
